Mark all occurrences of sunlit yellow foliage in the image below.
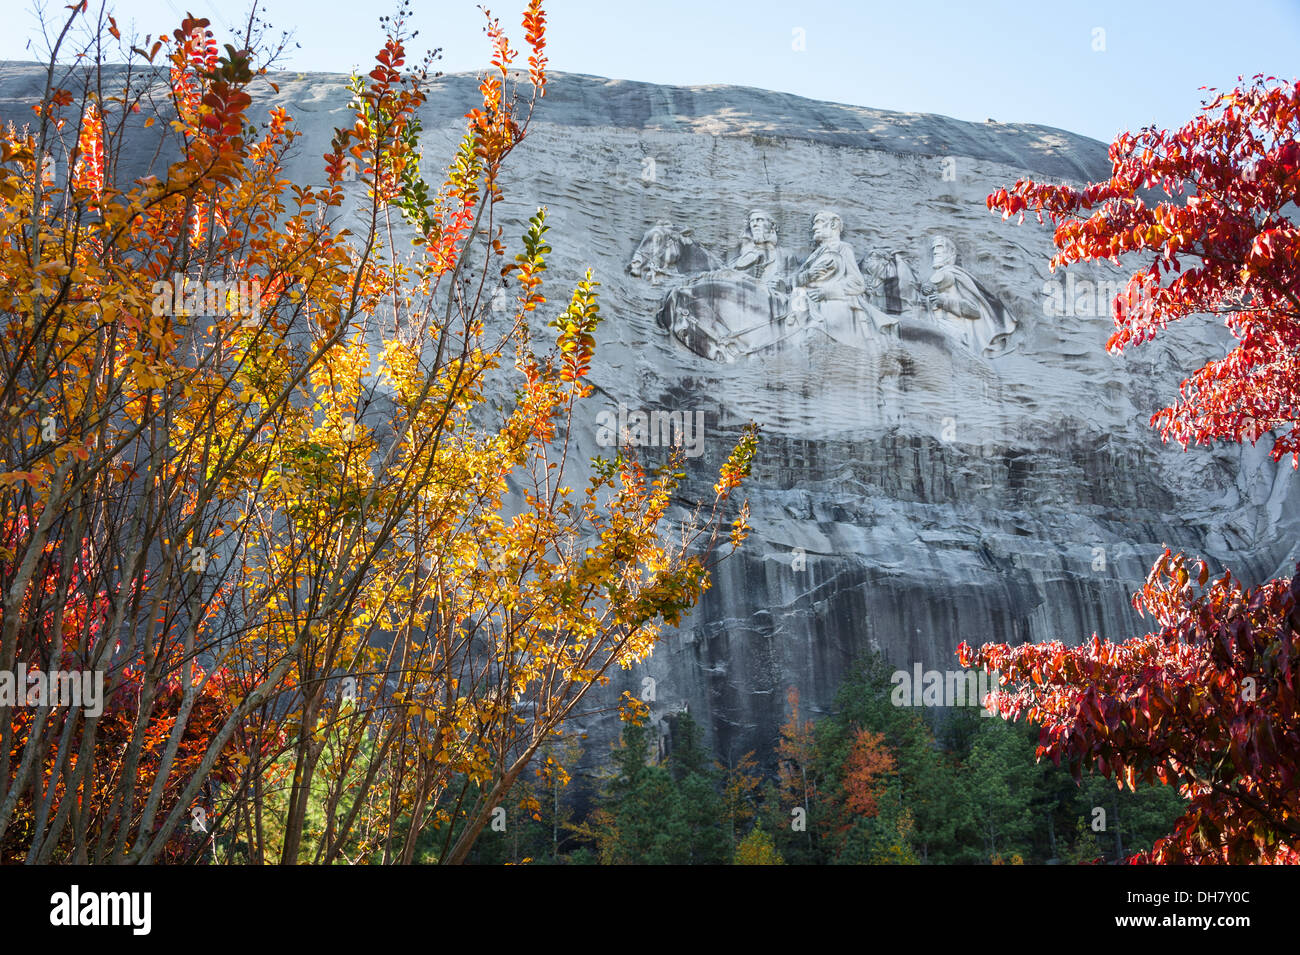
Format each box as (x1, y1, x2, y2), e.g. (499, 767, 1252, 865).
(0, 1, 754, 865)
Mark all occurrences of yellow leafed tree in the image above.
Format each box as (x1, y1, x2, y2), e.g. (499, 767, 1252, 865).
(0, 0, 756, 864)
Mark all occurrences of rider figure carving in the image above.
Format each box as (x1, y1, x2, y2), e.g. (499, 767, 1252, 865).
(921, 234, 1017, 356)
(791, 210, 897, 341)
(728, 209, 797, 290)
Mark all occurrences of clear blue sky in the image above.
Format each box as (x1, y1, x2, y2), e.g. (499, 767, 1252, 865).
(4, 0, 1297, 144)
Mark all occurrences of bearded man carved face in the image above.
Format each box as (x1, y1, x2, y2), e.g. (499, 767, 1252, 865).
(748, 211, 775, 245)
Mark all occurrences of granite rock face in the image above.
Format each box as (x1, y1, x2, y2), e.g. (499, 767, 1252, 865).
(452, 74, 1296, 765)
(456, 74, 1296, 765)
(3, 65, 1294, 766)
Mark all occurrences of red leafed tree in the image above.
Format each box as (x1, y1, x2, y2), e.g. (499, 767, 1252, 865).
(988, 73, 1300, 464)
(776, 687, 817, 827)
(0, 518, 242, 864)
(821, 726, 897, 862)
(840, 728, 895, 819)
(960, 553, 1299, 864)
(974, 74, 1300, 863)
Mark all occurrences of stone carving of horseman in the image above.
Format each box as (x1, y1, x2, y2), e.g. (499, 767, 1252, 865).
(728, 209, 799, 289)
(920, 234, 1018, 357)
(649, 210, 801, 362)
(788, 209, 898, 343)
(627, 210, 1019, 362)
(626, 220, 723, 284)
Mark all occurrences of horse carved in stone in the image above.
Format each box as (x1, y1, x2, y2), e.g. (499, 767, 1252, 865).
(628, 220, 803, 361)
(655, 271, 796, 362)
(626, 221, 724, 284)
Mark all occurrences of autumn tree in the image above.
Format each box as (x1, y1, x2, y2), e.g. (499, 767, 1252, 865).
(817, 726, 913, 864)
(0, 523, 243, 863)
(717, 747, 761, 851)
(775, 685, 817, 857)
(840, 728, 894, 819)
(0, 0, 756, 865)
(818, 652, 968, 862)
(989, 74, 1300, 464)
(733, 823, 783, 865)
(974, 74, 1300, 863)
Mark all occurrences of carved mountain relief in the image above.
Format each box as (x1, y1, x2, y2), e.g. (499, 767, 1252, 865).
(631, 210, 1018, 361)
